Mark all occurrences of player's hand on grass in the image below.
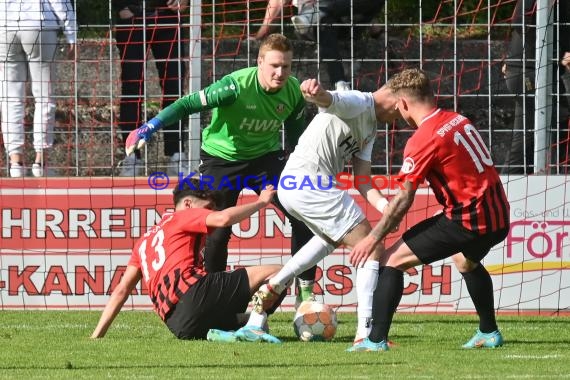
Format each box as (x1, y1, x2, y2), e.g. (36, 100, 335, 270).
(259, 184, 276, 205)
(349, 235, 377, 268)
(125, 119, 162, 156)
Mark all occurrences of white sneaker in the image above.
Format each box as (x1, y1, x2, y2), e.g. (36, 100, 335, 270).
(292, 14, 312, 35)
(166, 152, 188, 177)
(32, 163, 43, 177)
(335, 81, 351, 91)
(292, 4, 321, 35)
(251, 283, 282, 314)
(119, 155, 145, 177)
(31, 163, 56, 177)
(9, 162, 25, 178)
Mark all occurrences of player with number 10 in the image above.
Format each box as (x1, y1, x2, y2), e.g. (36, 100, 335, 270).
(349, 68, 511, 351)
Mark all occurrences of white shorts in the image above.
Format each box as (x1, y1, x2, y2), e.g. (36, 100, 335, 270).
(277, 170, 365, 244)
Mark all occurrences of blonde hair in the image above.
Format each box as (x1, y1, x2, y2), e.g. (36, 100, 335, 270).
(258, 33, 293, 58)
(386, 68, 434, 102)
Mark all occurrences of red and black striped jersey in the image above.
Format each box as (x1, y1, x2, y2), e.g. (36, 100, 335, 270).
(128, 208, 213, 320)
(399, 108, 510, 234)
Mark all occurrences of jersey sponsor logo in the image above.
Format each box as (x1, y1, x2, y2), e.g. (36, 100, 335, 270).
(339, 135, 360, 160)
(246, 104, 257, 110)
(436, 114, 466, 137)
(402, 157, 415, 173)
(239, 118, 282, 132)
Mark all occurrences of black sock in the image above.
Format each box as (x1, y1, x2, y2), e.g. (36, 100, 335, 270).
(369, 266, 404, 343)
(461, 264, 498, 333)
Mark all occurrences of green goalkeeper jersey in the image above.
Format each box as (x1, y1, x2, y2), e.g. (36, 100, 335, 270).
(155, 67, 306, 161)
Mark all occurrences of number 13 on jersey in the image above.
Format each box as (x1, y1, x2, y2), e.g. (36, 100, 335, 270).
(138, 229, 166, 282)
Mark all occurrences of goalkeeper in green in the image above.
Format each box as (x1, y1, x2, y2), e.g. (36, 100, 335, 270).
(125, 33, 316, 304)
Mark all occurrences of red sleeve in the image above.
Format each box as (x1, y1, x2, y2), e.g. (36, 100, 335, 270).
(127, 241, 141, 268)
(399, 130, 436, 183)
(174, 208, 214, 234)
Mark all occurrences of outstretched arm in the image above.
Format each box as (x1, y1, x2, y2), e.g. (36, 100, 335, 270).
(348, 181, 416, 267)
(125, 76, 240, 155)
(300, 78, 333, 108)
(91, 266, 141, 338)
(205, 185, 276, 227)
(301, 78, 377, 119)
(369, 182, 416, 241)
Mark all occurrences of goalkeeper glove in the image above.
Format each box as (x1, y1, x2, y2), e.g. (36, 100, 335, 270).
(125, 118, 164, 156)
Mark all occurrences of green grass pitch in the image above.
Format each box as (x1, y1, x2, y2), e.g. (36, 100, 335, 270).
(1, 311, 569, 379)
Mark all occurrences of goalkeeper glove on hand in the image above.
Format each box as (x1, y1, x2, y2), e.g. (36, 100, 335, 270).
(125, 118, 163, 156)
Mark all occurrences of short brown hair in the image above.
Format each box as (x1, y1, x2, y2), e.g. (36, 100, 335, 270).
(386, 68, 434, 102)
(258, 33, 292, 58)
(173, 178, 219, 208)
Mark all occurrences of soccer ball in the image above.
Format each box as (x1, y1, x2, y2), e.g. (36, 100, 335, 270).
(293, 301, 338, 342)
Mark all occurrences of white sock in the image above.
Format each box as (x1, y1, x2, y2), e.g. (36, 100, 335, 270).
(246, 310, 267, 328)
(269, 236, 334, 292)
(355, 260, 379, 340)
(297, 278, 314, 289)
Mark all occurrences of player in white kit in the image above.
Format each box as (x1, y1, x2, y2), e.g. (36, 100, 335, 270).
(255, 78, 401, 347)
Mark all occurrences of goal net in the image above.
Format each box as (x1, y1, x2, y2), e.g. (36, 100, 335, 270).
(0, 0, 568, 314)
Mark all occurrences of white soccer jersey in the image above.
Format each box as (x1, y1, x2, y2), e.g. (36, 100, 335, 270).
(286, 90, 377, 180)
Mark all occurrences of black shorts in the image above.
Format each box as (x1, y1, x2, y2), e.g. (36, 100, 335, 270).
(198, 149, 292, 215)
(199, 149, 286, 195)
(403, 213, 509, 264)
(164, 268, 251, 339)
